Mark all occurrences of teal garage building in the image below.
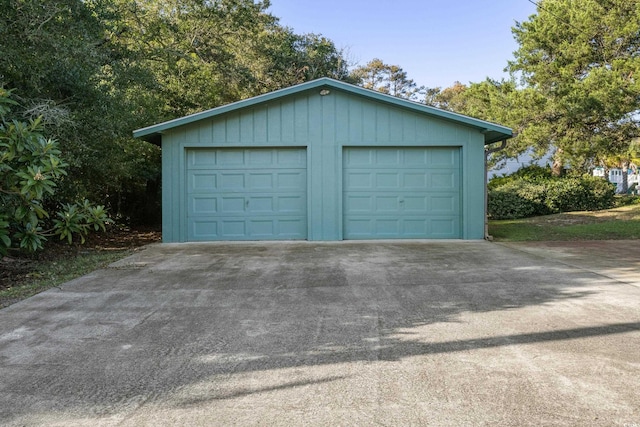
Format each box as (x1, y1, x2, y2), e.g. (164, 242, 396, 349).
(134, 78, 512, 242)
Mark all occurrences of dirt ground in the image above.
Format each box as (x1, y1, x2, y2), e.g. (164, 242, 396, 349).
(0, 226, 161, 292)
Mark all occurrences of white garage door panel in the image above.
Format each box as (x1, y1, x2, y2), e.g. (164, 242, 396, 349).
(186, 148, 307, 241)
(343, 147, 461, 239)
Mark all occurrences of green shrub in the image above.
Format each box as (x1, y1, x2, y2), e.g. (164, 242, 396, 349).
(488, 181, 548, 219)
(615, 195, 640, 207)
(488, 171, 616, 219)
(0, 89, 112, 254)
(575, 176, 616, 211)
(544, 179, 582, 212)
(488, 164, 553, 189)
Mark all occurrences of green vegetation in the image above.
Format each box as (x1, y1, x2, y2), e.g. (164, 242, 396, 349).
(0, 249, 130, 307)
(487, 166, 616, 220)
(489, 204, 640, 241)
(507, 0, 640, 174)
(350, 58, 423, 100)
(0, 90, 112, 254)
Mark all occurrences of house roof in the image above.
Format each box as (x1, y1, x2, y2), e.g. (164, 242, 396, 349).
(133, 77, 513, 145)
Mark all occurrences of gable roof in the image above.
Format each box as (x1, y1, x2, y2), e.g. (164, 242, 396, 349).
(133, 77, 512, 145)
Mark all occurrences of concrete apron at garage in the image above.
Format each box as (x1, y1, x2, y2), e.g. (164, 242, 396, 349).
(0, 241, 639, 426)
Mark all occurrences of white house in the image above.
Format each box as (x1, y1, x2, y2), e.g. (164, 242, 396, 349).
(593, 167, 639, 194)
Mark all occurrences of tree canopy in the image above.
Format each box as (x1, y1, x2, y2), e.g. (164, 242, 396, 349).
(350, 58, 423, 101)
(508, 0, 640, 172)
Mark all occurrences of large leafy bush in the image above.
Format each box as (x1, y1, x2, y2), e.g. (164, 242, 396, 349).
(488, 181, 547, 220)
(0, 89, 111, 254)
(488, 166, 616, 219)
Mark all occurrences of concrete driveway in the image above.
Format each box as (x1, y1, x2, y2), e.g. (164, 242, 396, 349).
(1, 241, 639, 426)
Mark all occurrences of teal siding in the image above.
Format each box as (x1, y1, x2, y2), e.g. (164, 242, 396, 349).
(159, 88, 489, 242)
(343, 147, 461, 239)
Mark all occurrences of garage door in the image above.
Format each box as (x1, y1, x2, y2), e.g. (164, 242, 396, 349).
(343, 147, 461, 239)
(186, 148, 307, 240)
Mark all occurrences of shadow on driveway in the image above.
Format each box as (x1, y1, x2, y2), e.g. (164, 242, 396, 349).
(1, 241, 639, 426)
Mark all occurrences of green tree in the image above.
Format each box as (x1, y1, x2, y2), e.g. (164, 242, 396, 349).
(351, 59, 423, 100)
(259, 30, 353, 89)
(508, 0, 640, 175)
(106, 0, 353, 116)
(424, 81, 468, 111)
(0, 0, 163, 222)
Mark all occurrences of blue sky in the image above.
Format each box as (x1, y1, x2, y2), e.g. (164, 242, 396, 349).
(267, 0, 538, 89)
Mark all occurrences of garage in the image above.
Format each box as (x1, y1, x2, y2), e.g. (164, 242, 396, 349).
(343, 147, 460, 239)
(186, 148, 307, 241)
(133, 77, 512, 242)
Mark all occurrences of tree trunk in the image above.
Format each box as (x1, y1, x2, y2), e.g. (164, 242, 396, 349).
(621, 161, 629, 194)
(551, 149, 564, 177)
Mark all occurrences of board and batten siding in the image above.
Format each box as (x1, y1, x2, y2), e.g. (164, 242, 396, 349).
(161, 88, 486, 242)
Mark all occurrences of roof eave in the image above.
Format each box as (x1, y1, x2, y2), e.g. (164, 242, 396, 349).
(483, 131, 513, 145)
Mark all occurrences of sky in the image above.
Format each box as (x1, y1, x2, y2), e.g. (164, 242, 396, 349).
(267, 0, 539, 89)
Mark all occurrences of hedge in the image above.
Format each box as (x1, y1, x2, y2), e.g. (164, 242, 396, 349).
(488, 174, 616, 220)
